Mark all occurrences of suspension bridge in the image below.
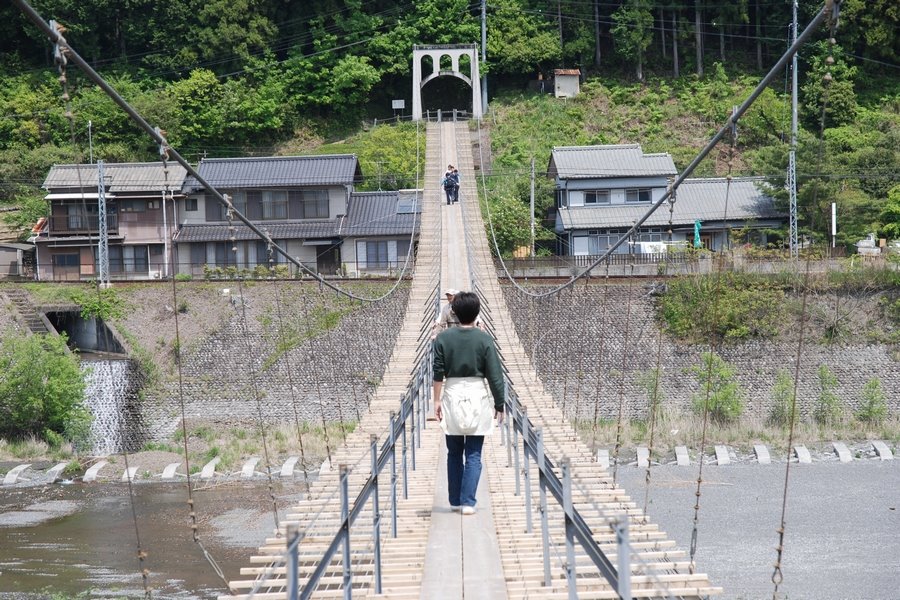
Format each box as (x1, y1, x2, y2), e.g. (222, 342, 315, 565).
(223, 122, 721, 599)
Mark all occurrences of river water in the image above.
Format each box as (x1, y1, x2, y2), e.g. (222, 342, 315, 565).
(0, 482, 302, 599)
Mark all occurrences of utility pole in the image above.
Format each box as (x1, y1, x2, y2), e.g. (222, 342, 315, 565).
(530, 157, 536, 257)
(788, 0, 799, 258)
(481, 0, 488, 114)
(88, 120, 93, 164)
(97, 159, 110, 287)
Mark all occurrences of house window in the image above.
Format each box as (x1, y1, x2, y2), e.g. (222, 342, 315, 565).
(636, 227, 663, 242)
(52, 253, 79, 267)
(120, 199, 147, 212)
(229, 191, 247, 216)
(147, 200, 160, 210)
(584, 190, 610, 205)
(626, 188, 652, 203)
(262, 190, 288, 220)
(185, 198, 198, 212)
(301, 191, 329, 219)
(366, 241, 389, 269)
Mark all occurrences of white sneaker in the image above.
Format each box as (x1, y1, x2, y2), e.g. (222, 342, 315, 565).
(451, 505, 461, 512)
(461, 506, 475, 515)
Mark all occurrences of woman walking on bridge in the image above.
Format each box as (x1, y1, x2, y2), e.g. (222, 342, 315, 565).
(433, 292, 505, 515)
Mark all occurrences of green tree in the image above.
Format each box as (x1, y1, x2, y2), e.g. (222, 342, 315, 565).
(485, 194, 535, 256)
(0, 332, 90, 442)
(689, 352, 744, 423)
(611, 1, 654, 81)
(487, 0, 561, 75)
(882, 185, 900, 241)
(801, 41, 858, 128)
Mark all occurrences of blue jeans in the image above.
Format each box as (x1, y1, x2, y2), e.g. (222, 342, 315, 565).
(446, 435, 484, 507)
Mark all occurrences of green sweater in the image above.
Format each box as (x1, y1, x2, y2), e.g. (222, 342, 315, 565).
(433, 327, 505, 412)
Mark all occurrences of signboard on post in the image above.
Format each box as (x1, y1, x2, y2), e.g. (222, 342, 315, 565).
(392, 99, 405, 119)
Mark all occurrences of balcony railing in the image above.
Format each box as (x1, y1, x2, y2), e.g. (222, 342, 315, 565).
(47, 214, 118, 235)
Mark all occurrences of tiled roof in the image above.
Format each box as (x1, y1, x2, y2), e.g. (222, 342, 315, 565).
(554, 69, 581, 76)
(558, 178, 782, 230)
(548, 145, 677, 179)
(341, 190, 422, 237)
(43, 162, 188, 193)
(182, 155, 363, 192)
(174, 220, 338, 243)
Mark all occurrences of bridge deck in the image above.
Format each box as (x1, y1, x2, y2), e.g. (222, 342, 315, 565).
(224, 122, 720, 599)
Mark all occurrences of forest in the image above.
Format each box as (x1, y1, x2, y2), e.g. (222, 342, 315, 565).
(0, 0, 897, 250)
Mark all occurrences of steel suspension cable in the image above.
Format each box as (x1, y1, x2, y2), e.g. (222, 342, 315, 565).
(267, 252, 311, 491)
(688, 97, 741, 575)
(299, 292, 336, 463)
(641, 192, 678, 522)
(227, 202, 281, 534)
(611, 264, 637, 485)
(167, 244, 230, 589)
(471, 4, 836, 300)
(589, 264, 612, 457)
(13, 0, 411, 305)
(50, 25, 154, 598)
(772, 4, 842, 595)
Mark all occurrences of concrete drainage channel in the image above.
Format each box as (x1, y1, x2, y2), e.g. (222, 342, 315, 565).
(2, 441, 894, 487)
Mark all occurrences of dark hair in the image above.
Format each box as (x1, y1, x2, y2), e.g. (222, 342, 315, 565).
(451, 291, 480, 325)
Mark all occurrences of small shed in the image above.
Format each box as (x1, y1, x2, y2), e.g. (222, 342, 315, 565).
(0, 242, 36, 279)
(554, 69, 581, 98)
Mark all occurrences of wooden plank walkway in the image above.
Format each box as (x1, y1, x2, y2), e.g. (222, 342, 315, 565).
(223, 122, 720, 599)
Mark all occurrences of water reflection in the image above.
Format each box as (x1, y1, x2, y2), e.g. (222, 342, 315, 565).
(0, 483, 292, 599)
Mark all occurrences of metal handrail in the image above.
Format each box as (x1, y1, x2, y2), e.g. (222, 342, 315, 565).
(289, 347, 432, 599)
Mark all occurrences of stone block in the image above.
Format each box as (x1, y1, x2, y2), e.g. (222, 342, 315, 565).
(122, 467, 138, 482)
(3, 464, 31, 485)
(596, 449, 610, 470)
(793, 445, 811, 464)
(636, 446, 650, 468)
(872, 441, 893, 460)
(753, 444, 771, 465)
(46, 462, 68, 482)
(714, 445, 730, 465)
(161, 462, 181, 479)
(832, 442, 852, 463)
(241, 457, 260, 478)
(280, 456, 301, 477)
(83, 460, 108, 482)
(200, 457, 220, 479)
(675, 446, 690, 466)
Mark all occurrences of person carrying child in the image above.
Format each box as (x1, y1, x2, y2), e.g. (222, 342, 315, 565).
(441, 164, 455, 205)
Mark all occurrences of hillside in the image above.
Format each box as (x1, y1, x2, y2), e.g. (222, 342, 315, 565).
(1, 1, 897, 249)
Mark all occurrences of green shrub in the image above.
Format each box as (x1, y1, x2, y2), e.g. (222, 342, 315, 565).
(174, 273, 192, 281)
(0, 333, 91, 443)
(659, 273, 786, 341)
(70, 287, 126, 321)
(689, 352, 744, 423)
(814, 365, 844, 426)
(768, 370, 795, 427)
(856, 378, 887, 424)
(636, 368, 665, 423)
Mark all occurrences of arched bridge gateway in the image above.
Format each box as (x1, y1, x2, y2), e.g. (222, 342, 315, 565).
(224, 122, 720, 599)
(412, 44, 483, 120)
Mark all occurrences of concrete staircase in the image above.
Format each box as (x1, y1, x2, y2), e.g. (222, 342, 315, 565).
(5, 287, 48, 334)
